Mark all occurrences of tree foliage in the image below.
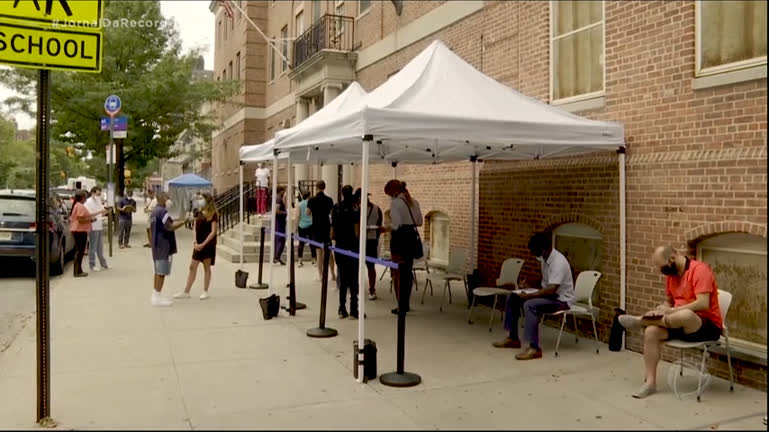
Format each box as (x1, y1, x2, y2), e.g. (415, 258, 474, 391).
(0, 0, 237, 180)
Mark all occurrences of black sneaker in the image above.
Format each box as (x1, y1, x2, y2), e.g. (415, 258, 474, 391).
(338, 310, 348, 319)
(391, 307, 410, 315)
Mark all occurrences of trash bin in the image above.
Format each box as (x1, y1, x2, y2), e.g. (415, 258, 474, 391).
(353, 339, 377, 382)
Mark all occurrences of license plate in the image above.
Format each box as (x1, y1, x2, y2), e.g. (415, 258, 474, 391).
(0, 231, 12, 241)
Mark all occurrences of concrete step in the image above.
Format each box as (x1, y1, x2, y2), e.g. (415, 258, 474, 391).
(216, 244, 263, 264)
(222, 236, 264, 254)
(224, 230, 261, 243)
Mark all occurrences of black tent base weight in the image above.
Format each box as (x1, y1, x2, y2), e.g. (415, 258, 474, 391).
(307, 327, 338, 338)
(380, 371, 421, 387)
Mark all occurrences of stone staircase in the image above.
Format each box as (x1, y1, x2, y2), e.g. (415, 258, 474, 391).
(216, 216, 271, 263)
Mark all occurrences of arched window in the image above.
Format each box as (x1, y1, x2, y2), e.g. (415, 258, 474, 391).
(697, 233, 767, 352)
(426, 211, 450, 266)
(552, 223, 602, 276)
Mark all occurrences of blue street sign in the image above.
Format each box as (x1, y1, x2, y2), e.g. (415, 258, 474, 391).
(104, 95, 121, 116)
(100, 116, 127, 131)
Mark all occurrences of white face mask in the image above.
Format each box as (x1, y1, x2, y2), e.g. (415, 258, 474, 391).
(535, 256, 545, 263)
(197, 199, 206, 207)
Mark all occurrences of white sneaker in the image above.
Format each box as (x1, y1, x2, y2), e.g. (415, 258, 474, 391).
(369, 293, 377, 301)
(173, 292, 191, 299)
(200, 292, 210, 300)
(151, 292, 172, 307)
(92, 267, 102, 273)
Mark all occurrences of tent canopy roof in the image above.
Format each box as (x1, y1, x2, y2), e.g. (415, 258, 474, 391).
(167, 173, 213, 187)
(271, 40, 624, 164)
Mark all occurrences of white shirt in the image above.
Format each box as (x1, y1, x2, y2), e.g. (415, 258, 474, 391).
(84, 196, 105, 231)
(540, 248, 575, 305)
(146, 198, 157, 223)
(255, 167, 270, 188)
(389, 194, 422, 231)
(365, 202, 382, 240)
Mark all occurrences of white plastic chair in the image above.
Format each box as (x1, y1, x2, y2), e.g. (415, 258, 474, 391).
(467, 258, 524, 331)
(665, 290, 734, 402)
(422, 247, 469, 311)
(412, 242, 431, 291)
(545, 271, 602, 357)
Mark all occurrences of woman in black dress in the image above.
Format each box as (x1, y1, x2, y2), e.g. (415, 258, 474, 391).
(175, 193, 218, 300)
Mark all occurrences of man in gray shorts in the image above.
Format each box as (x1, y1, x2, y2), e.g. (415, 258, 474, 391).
(150, 191, 188, 307)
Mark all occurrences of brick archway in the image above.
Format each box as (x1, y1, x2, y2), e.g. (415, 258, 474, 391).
(684, 221, 767, 255)
(540, 213, 605, 234)
(423, 208, 451, 242)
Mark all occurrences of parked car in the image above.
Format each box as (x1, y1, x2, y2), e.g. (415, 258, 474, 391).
(0, 191, 75, 275)
(52, 188, 76, 213)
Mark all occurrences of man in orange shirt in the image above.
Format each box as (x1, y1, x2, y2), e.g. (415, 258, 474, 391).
(619, 245, 722, 399)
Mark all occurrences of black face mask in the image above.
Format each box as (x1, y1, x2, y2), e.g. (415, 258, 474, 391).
(660, 263, 678, 276)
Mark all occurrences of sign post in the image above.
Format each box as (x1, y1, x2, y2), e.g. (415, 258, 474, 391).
(0, 0, 104, 426)
(104, 95, 121, 258)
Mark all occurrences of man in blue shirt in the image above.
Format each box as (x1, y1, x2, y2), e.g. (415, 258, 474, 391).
(117, 189, 137, 248)
(150, 191, 188, 307)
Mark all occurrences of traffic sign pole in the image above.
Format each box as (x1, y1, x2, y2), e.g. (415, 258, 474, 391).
(34, 69, 54, 427)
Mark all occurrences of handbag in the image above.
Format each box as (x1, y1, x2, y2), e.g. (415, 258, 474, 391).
(259, 294, 281, 320)
(402, 198, 424, 259)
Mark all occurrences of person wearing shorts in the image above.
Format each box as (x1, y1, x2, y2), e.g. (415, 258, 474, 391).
(150, 191, 188, 307)
(618, 245, 723, 399)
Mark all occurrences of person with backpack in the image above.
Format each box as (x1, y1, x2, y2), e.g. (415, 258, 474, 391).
(355, 188, 383, 300)
(331, 185, 360, 319)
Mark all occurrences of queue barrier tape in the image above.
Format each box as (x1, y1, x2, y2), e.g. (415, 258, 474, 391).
(265, 229, 398, 269)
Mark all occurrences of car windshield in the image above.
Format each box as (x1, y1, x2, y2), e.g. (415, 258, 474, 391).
(0, 197, 36, 217)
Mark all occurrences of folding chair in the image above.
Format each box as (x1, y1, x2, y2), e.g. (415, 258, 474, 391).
(423, 247, 469, 311)
(666, 290, 734, 402)
(545, 271, 602, 357)
(468, 258, 524, 331)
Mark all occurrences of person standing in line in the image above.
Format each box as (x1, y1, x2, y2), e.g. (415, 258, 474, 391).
(296, 191, 316, 267)
(175, 193, 219, 300)
(331, 185, 360, 319)
(273, 186, 288, 265)
(143, 189, 157, 248)
(255, 162, 270, 214)
(84, 186, 110, 272)
(381, 180, 423, 315)
(355, 188, 383, 301)
(306, 180, 336, 281)
(150, 191, 188, 307)
(70, 190, 108, 278)
(117, 189, 137, 248)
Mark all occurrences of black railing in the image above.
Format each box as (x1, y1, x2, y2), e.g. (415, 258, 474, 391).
(293, 14, 355, 70)
(216, 181, 264, 236)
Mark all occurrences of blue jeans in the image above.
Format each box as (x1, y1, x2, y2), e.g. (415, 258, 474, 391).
(504, 294, 569, 349)
(88, 230, 108, 269)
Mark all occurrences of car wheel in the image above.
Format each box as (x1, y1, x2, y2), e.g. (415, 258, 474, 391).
(51, 241, 65, 276)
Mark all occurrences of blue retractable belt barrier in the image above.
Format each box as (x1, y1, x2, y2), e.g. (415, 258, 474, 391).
(266, 229, 399, 269)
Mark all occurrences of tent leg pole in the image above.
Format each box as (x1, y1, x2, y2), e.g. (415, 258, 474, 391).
(380, 138, 421, 388)
(356, 137, 370, 383)
(470, 157, 477, 271)
(618, 148, 626, 312)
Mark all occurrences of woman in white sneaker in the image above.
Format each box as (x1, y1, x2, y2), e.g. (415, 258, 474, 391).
(175, 193, 218, 300)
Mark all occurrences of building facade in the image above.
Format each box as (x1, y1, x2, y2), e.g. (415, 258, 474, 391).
(211, 0, 767, 388)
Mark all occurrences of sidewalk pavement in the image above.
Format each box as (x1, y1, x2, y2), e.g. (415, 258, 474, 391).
(0, 220, 765, 430)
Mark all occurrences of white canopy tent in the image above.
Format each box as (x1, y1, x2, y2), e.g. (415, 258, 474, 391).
(247, 40, 627, 382)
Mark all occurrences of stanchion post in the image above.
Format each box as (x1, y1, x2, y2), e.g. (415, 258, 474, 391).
(307, 242, 337, 338)
(249, 226, 269, 290)
(289, 233, 296, 315)
(380, 262, 422, 387)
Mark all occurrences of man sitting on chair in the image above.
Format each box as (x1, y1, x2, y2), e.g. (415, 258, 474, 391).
(492, 232, 575, 360)
(618, 245, 722, 399)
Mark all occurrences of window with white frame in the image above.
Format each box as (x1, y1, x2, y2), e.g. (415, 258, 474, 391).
(269, 38, 276, 81)
(281, 25, 289, 72)
(428, 212, 450, 266)
(553, 223, 602, 277)
(696, 0, 767, 76)
(296, 11, 305, 37)
(359, 0, 371, 16)
(313, 0, 322, 23)
(335, 2, 345, 35)
(697, 233, 767, 351)
(550, 0, 604, 102)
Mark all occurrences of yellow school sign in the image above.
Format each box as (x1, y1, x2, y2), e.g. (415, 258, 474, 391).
(0, 0, 103, 73)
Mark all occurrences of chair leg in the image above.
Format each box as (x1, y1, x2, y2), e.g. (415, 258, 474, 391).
(572, 313, 579, 344)
(590, 314, 600, 354)
(467, 293, 478, 324)
(489, 295, 499, 332)
(439, 281, 448, 312)
(412, 269, 419, 292)
(725, 335, 734, 392)
(447, 280, 453, 304)
(421, 279, 430, 305)
(680, 349, 684, 376)
(697, 346, 709, 402)
(555, 314, 567, 357)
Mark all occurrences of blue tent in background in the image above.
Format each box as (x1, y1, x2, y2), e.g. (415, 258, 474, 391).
(167, 173, 212, 188)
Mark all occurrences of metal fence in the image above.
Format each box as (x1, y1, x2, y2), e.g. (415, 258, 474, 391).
(293, 14, 355, 70)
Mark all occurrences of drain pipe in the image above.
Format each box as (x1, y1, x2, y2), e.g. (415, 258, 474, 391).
(618, 146, 626, 310)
